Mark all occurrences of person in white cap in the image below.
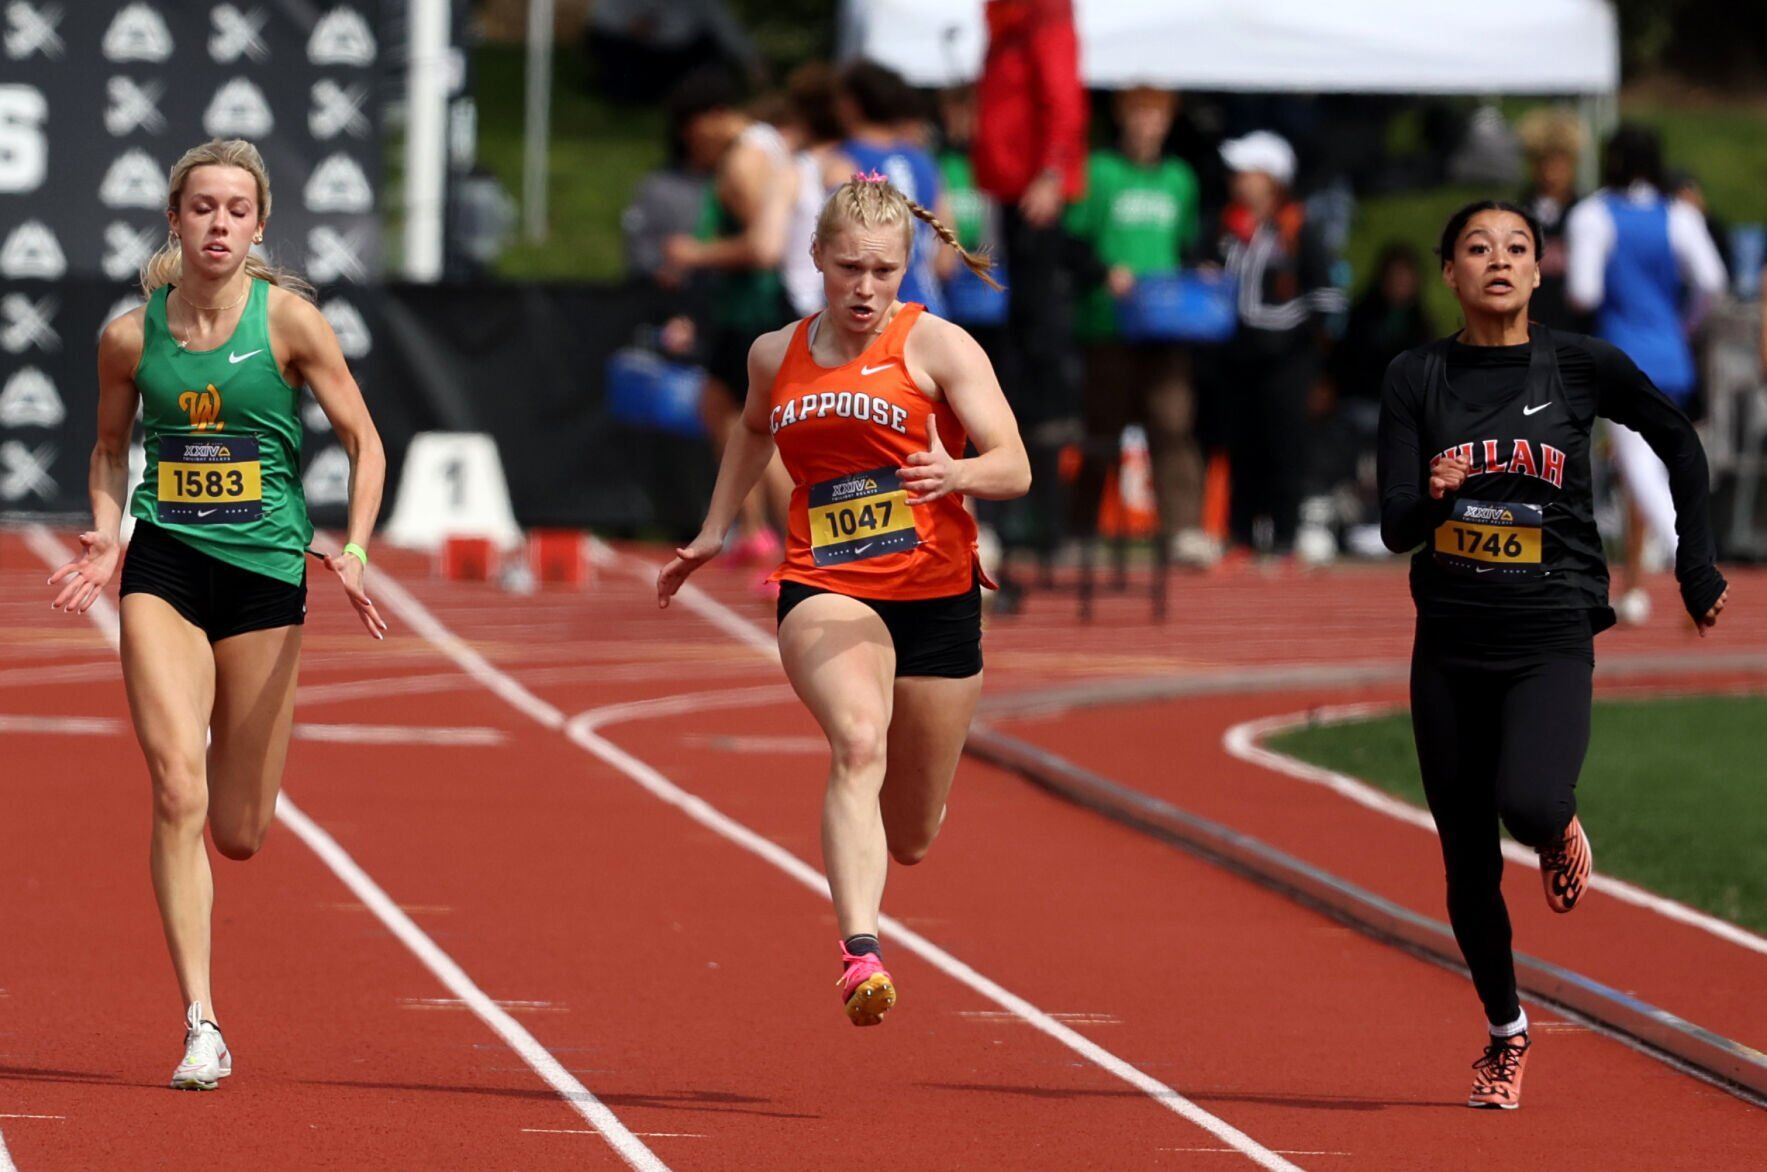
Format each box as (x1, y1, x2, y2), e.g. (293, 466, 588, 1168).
(1215, 130, 1345, 557)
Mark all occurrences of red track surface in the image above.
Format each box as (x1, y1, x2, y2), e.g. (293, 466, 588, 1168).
(2, 530, 1762, 1169)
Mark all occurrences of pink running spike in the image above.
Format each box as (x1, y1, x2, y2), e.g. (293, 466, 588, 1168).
(836, 942, 897, 1026)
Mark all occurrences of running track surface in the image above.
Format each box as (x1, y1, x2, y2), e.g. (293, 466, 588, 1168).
(1, 529, 1762, 1169)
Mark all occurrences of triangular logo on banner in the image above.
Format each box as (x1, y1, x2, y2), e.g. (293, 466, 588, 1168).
(308, 7, 375, 67)
(102, 3, 174, 63)
(321, 298, 372, 359)
(204, 77, 274, 138)
(0, 220, 66, 279)
(99, 148, 165, 209)
(0, 366, 65, 428)
(303, 153, 373, 214)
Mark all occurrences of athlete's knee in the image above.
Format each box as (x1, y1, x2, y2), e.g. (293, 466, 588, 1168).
(149, 760, 208, 829)
(828, 717, 889, 777)
(1499, 795, 1568, 851)
(210, 818, 267, 861)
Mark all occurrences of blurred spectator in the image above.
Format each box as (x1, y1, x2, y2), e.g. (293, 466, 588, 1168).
(836, 61, 949, 318)
(659, 68, 794, 568)
(1566, 122, 1727, 621)
(1216, 130, 1345, 555)
(1516, 106, 1589, 333)
(973, 0, 1088, 596)
(775, 64, 854, 318)
(583, 0, 765, 103)
(1318, 242, 1436, 549)
(935, 85, 1005, 322)
(1667, 168, 1733, 280)
(1065, 87, 1211, 567)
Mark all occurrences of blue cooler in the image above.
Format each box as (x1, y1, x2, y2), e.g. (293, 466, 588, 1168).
(1117, 271, 1237, 343)
(943, 264, 1009, 327)
(605, 348, 707, 438)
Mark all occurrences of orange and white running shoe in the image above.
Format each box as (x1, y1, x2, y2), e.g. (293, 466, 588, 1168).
(1539, 816, 1593, 913)
(1467, 1032, 1530, 1109)
(836, 943, 896, 1027)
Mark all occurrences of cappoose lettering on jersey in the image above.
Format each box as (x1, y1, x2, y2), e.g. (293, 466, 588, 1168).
(770, 390, 910, 436)
(1432, 438, 1566, 488)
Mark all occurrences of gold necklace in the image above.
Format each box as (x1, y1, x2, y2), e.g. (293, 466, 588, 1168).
(170, 284, 250, 348)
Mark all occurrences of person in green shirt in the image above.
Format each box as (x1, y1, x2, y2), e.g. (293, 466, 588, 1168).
(47, 138, 387, 1091)
(1065, 87, 1214, 580)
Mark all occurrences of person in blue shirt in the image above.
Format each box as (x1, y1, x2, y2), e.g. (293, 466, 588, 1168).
(1565, 123, 1726, 624)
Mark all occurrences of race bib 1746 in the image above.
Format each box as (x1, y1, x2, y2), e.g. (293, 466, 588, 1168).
(807, 466, 919, 567)
(157, 433, 263, 524)
(1434, 498, 1543, 578)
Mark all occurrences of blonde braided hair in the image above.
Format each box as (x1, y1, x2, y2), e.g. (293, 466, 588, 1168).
(817, 171, 1002, 292)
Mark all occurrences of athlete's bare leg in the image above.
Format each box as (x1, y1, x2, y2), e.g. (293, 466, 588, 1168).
(778, 594, 896, 938)
(121, 594, 219, 1019)
(206, 624, 302, 860)
(880, 674, 983, 864)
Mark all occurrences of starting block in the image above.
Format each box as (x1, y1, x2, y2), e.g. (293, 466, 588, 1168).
(527, 529, 594, 587)
(440, 535, 498, 581)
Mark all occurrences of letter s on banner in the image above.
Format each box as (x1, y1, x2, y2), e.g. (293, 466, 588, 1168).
(0, 85, 49, 194)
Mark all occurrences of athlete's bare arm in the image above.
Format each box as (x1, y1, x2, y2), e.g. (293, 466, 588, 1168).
(48, 310, 147, 614)
(269, 289, 387, 638)
(899, 314, 1030, 505)
(658, 324, 794, 606)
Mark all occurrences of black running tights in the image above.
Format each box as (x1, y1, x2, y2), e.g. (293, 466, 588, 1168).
(1409, 632, 1592, 1027)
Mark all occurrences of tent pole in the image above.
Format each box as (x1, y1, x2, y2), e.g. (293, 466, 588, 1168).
(403, 0, 450, 280)
(522, 0, 555, 242)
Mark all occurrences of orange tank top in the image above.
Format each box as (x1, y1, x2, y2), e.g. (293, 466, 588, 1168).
(767, 303, 981, 600)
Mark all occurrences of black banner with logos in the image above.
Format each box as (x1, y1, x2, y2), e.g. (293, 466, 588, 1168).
(1, 1, 386, 521)
(0, 277, 717, 537)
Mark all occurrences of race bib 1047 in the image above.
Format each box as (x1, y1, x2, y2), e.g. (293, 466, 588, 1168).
(807, 466, 919, 567)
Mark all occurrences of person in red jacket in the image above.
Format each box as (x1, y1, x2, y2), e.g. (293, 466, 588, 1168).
(972, 0, 1087, 603)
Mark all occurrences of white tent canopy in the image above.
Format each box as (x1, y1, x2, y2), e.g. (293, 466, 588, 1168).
(840, 0, 1619, 95)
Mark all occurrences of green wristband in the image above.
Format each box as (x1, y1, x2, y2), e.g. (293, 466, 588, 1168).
(342, 542, 369, 567)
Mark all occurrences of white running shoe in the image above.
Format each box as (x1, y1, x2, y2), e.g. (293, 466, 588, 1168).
(169, 1001, 232, 1090)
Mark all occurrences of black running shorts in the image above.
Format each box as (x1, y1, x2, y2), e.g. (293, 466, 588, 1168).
(120, 521, 306, 642)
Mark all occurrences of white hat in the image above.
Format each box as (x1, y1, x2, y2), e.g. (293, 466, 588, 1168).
(1220, 130, 1296, 186)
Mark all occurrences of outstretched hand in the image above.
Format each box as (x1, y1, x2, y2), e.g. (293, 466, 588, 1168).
(47, 530, 119, 615)
(657, 532, 725, 608)
(325, 550, 388, 640)
(900, 415, 962, 506)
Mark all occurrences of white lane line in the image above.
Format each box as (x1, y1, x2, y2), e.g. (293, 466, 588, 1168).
(0, 714, 125, 736)
(0, 714, 504, 747)
(0, 1132, 15, 1172)
(1223, 705, 1767, 957)
(404, 545, 1303, 1171)
(22, 527, 667, 1172)
(0, 1117, 62, 1121)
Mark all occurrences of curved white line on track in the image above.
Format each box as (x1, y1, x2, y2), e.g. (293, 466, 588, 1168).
(1222, 705, 1767, 957)
(576, 540, 1302, 1170)
(22, 527, 667, 1172)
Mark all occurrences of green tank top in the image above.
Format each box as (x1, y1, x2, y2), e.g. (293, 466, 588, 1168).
(130, 279, 311, 585)
(697, 187, 785, 334)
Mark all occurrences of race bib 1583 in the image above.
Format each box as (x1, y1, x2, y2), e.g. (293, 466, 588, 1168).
(157, 433, 263, 524)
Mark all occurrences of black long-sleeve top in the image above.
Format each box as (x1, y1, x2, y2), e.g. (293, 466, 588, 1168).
(1378, 328, 1726, 626)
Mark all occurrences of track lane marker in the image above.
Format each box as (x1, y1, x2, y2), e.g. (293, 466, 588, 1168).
(377, 541, 1303, 1170)
(22, 527, 668, 1172)
(1223, 705, 1767, 957)
(0, 714, 506, 747)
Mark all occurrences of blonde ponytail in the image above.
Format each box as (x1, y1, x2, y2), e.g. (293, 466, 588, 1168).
(141, 138, 316, 302)
(817, 173, 1003, 293)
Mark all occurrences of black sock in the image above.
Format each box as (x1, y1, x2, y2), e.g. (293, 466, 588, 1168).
(844, 933, 882, 959)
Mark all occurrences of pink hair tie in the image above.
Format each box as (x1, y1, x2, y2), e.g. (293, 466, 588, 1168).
(851, 169, 888, 185)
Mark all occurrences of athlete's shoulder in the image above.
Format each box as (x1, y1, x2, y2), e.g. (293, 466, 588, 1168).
(748, 318, 802, 382)
(1384, 336, 1446, 388)
(903, 309, 980, 358)
(98, 304, 146, 369)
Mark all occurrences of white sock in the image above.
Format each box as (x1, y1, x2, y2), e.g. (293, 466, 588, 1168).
(1489, 1010, 1529, 1038)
